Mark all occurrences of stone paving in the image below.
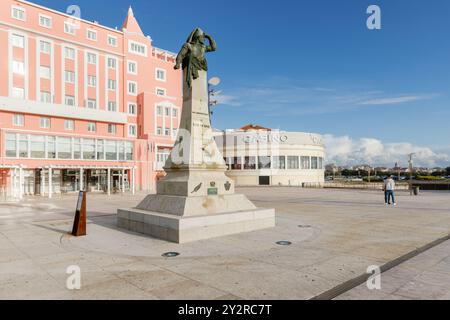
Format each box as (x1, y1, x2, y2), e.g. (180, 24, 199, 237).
(0, 188, 449, 300)
(335, 239, 450, 300)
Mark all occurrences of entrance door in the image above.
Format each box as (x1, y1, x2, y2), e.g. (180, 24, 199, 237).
(259, 176, 270, 186)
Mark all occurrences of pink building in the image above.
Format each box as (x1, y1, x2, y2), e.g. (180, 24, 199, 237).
(0, 0, 182, 199)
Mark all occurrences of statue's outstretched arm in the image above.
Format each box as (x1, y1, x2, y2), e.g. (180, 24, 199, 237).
(205, 34, 217, 52)
(174, 44, 189, 70)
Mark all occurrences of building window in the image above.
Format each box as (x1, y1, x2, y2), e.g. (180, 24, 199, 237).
(73, 138, 81, 159)
(83, 139, 96, 160)
(258, 156, 271, 169)
(128, 81, 137, 95)
(105, 140, 117, 160)
(107, 35, 117, 47)
(230, 157, 242, 170)
(87, 122, 96, 133)
(107, 58, 117, 69)
(65, 95, 75, 106)
(64, 22, 76, 35)
(13, 114, 24, 127)
(40, 117, 51, 129)
(31, 135, 45, 159)
(172, 109, 178, 117)
(87, 99, 97, 109)
(173, 129, 178, 138)
(87, 75, 97, 87)
(108, 101, 117, 112)
(40, 66, 51, 79)
(97, 140, 105, 160)
(311, 157, 319, 170)
(64, 47, 75, 60)
(287, 156, 299, 170)
(47, 136, 56, 159)
(128, 103, 137, 115)
(128, 41, 147, 56)
(164, 107, 170, 117)
(244, 157, 257, 170)
(108, 79, 117, 90)
(40, 41, 51, 54)
(12, 87, 25, 99)
(11, 34, 25, 48)
(156, 105, 163, 116)
(39, 15, 52, 28)
(64, 120, 75, 131)
(19, 134, 29, 158)
(87, 53, 97, 64)
(156, 68, 166, 81)
(127, 61, 137, 74)
(11, 6, 26, 21)
(272, 156, 286, 170)
(164, 128, 170, 136)
(128, 124, 137, 137)
(108, 124, 117, 134)
(6, 134, 17, 158)
(301, 156, 310, 170)
(12, 61, 25, 75)
(57, 137, 71, 159)
(156, 127, 162, 135)
(40, 91, 51, 103)
(156, 88, 166, 96)
(65, 71, 75, 83)
(318, 157, 323, 170)
(87, 30, 97, 41)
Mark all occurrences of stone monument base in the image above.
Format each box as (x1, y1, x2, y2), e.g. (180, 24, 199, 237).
(117, 208, 275, 244)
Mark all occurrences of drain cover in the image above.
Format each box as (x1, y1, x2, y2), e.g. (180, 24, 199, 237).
(298, 225, 312, 228)
(162, 252, 180, 258)
(276, 241, 292, 246)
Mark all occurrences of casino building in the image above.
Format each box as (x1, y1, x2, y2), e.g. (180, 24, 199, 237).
(0, 0, 182, 199)
(214, 125, 325, 187)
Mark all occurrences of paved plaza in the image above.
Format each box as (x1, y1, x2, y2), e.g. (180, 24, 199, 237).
(1, 187, 450, 300)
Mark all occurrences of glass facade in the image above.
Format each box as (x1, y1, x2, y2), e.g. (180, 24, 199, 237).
(4, 133, 134, 162)
(224, 156, 324, 171)
(287, 156, 299, 169)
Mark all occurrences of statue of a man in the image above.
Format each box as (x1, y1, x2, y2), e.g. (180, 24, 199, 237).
(174, 28, 217, 88)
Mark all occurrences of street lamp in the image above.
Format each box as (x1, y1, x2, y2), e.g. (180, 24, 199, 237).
(208, 77, 221, 125)
(408, 153, 416, 195)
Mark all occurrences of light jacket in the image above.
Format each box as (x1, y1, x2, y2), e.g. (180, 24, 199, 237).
(384, 178, 395, 191)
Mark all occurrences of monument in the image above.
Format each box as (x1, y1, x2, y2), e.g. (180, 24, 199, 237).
(117, 28, 275, 243)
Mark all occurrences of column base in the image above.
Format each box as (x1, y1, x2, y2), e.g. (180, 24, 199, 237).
(117, 208, 276, 244)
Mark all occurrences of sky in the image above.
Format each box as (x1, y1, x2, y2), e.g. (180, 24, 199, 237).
(32, 0, 450, 168)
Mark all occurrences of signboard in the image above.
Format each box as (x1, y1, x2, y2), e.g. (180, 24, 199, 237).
(72, 191, 87, 237)
(207, 188, 218, 196)
(76, 191, 84, 211)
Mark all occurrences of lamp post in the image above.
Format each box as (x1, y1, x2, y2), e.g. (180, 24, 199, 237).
(208, 77, 221, 126)
(408, 153, 415, 195)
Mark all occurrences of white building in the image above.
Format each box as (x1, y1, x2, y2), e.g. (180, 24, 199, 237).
(214, 125, 325, 187)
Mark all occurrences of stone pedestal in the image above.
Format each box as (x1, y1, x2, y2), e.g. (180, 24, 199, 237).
(117, 70, 275, 243)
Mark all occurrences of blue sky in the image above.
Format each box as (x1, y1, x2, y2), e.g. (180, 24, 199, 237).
(33, 0, 450, 167)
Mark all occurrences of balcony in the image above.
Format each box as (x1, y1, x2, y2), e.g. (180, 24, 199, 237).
(0, 96, 128, 124)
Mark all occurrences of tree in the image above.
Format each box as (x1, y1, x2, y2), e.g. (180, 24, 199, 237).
(446, 167, 450, 176)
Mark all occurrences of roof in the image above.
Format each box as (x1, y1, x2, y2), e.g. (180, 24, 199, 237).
(240, 124, 271, 132)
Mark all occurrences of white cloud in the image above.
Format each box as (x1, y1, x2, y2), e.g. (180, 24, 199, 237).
(324, 134, 450, 168)
(218, 78, 437, 115)
(359, 95, 432, 106)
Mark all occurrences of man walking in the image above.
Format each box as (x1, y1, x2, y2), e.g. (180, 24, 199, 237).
(384, 175, 397, 206)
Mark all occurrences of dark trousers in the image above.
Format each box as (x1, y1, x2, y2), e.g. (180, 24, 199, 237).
(385, 190, 395, 204)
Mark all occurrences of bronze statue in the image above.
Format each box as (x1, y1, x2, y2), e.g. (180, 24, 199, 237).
(174, 28, 217, 88)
